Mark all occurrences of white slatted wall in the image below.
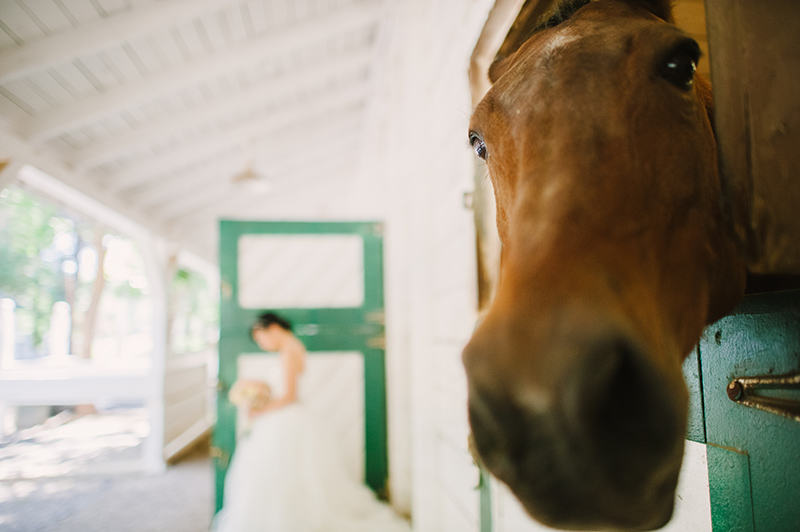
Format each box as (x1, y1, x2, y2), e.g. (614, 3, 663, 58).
(358, 0, 494, 529)
(163, 348, 214, 461)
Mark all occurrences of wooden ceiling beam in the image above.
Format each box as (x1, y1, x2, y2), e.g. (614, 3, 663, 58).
(0, 0, 242, 84)
(0, 126, 163, 239)
(22, 3, 381, 142)
(72, 49, 373, 171)
(132, 125, 361, 208)
(103, 84, 369, 193)
(469, 0, 527, 107)
(167, 168, 353, 262)
(158, 149, 355, 223)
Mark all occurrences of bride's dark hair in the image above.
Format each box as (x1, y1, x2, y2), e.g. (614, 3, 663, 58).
(253, 311, 293, 332)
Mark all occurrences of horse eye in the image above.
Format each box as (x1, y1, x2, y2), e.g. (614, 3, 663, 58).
(660, 40, 700, 90)
(469, 132, 487, 160)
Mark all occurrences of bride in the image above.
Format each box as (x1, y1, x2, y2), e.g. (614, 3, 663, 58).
(213, 312, 410, 532)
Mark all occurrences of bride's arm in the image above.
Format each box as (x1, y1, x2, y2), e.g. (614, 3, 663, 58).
(249, 345, 303, 417)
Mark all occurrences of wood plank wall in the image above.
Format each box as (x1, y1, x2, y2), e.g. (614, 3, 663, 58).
(162, 348, 213, 461)
(365, 0, 495, 528)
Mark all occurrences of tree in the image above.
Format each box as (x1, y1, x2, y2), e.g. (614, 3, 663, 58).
(0, 187, 65, 351)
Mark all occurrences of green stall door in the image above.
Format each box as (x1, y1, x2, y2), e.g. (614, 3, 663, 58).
(213, 221, 388, 513)
(699, 290, 800, 532)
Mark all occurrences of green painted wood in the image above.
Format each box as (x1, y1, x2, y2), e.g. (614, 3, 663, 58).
(683, 346, 707, 443)
(479, 468, 493, 532)
(699, 290, 800, 532)
(214, 220, 388, 511)
(707, 444, 755, 532)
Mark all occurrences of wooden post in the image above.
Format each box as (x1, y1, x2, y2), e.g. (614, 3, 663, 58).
(705, 0, 800, 274)
(468, 0, 558, 311)
(469, 0, 524, 311)
(137, 233, 171, 475)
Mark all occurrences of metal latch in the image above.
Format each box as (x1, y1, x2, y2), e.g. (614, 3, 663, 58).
(367, 335, 386, 349)
(210, 446, 231, 469)
(726, 371, 800, 422)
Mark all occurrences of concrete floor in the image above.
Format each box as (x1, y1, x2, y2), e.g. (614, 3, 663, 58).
(0, 413, 213, 532)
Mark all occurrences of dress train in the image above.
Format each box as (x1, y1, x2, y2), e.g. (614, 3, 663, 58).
(213, 402, 409, 532)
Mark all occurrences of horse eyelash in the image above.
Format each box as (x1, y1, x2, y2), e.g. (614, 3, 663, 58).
(477, 163, 490, 183)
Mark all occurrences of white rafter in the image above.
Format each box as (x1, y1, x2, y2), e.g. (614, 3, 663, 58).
(167, 159, 356, 231)
(22, 3, 381, 142)
(159, 150, 356, 223)
(104, 84, 370, 193)
(131, 121, 362, 209)
(169, 167, 354, 260)
(0, 126, 162, 239)
(0, 0, 243, 84)
(71, 49, 373, 171)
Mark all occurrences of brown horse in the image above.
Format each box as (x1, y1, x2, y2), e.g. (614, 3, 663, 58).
(463, 0, 746, 530)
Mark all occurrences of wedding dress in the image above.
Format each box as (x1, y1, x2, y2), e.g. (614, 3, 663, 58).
(213, 374, 410, 532)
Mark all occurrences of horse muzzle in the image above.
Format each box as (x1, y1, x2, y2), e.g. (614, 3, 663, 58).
(464, 324, 687, 531)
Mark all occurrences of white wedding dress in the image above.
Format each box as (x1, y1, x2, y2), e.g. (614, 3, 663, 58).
(213, 375, 410, 532)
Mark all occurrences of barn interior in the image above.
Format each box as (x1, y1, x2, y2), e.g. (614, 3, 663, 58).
(0, 0, 798, 531)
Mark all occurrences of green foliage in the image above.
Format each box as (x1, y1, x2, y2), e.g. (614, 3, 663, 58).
(1, 186, 216, 357)
(171, 267, 219, 353)
(0, 188, 66, 347)
(0, 187, 148, 353)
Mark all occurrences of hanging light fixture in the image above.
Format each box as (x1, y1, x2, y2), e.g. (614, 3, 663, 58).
(231, 164, 271, 193)
(231, 139, 271, 193)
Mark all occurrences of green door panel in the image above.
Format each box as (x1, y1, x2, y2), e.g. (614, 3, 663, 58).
(699, 290, 800, 532)
(706, 444, 755, 532)
(214, 220, 388, 512)
(479, 467, 492, 532)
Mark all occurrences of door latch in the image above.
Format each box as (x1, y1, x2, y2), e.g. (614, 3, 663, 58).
(210, 446, 231, 469)
(726, 371, 800, 422)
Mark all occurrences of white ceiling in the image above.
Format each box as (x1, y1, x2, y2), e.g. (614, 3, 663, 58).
(0, 0, 391, 263)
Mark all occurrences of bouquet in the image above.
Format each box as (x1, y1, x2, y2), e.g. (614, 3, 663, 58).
(228, 379, 272, 411)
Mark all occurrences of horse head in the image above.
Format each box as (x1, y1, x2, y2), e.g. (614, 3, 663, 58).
(463, 0, 746, 529)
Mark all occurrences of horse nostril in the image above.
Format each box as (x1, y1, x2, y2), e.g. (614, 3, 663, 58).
(467, 387, 530, 481)
(573, 339, 683, 482)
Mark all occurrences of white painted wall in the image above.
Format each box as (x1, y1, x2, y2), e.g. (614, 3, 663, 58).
(355, 0, 494, 528)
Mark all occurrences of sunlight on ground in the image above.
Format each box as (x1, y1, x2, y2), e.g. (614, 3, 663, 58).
(0, 413, 212, 532)
(0, 410, 148, 481)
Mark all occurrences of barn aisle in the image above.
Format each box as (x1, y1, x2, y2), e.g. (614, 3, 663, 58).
(0, 421, 212, 532)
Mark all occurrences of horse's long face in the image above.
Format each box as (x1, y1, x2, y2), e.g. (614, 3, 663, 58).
(464, 1, 746, 530)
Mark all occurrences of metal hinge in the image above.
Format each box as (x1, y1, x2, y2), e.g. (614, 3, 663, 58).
(367, 335, 386, 349)
(210, 446, 231, 469)
(220, 280, 233, 301)
(365, 310, 385, 324)
(726, 371, 800, 422)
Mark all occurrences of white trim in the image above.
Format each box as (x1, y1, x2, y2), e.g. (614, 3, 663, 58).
(17, 163, 148, 239)
(136, 233, 171, 475)
(163, 417, 213, 462)
(0, 126, 156, 239)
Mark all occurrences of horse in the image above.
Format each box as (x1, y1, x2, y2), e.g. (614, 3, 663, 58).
(462, 0, 747, 530)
